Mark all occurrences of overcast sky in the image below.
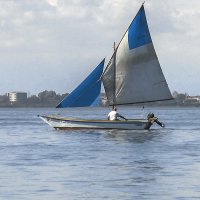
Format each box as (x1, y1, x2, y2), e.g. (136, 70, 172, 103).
(0, 0, 199, 95)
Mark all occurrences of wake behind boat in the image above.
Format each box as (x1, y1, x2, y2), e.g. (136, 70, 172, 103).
(39, 3, 172, 130)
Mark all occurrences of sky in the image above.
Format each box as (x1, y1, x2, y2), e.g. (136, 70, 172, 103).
(0, 0, 199, 96)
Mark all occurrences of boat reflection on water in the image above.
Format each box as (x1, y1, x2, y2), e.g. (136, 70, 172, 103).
(103, 129, 165, 187)
(104, 129, 163, 143)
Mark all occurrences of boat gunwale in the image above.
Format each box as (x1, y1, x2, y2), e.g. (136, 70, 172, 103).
(41, 115, 147, 124)
(53, 127, 146, 130)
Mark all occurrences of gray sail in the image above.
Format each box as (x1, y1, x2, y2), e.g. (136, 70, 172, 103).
(102, 5, 172, 106)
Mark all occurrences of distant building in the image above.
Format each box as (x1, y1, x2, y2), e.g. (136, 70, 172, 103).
(184, 96, 200, 104)
(101, 93, 108, 106)
(186, 96, 200, 102)
(8, 92, 27, 103)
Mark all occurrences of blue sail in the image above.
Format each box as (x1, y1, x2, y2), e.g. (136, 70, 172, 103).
(128, 5, 152, 49)
(56, 59, 105, 108)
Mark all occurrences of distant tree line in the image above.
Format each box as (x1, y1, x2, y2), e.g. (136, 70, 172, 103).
(145, 91, 200, 106)
(0, 90, 68, 107)
(27, 90, 68, 107)
(0, 90, 199, 107)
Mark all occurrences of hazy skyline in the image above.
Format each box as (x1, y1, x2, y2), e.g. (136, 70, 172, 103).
(0, 0, 199, 95)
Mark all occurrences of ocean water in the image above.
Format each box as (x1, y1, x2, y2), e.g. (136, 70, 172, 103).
(0, 107, 200, 200)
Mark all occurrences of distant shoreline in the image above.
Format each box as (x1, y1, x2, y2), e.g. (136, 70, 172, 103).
(1, 90, 199, 108)
(0, 104, 199, 108)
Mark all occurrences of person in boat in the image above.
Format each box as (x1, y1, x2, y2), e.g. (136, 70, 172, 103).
(107, 107, 127, 121)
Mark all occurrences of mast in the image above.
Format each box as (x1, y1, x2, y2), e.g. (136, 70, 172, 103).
(102, 3, 147, 108)
(112, 42, 116, 109)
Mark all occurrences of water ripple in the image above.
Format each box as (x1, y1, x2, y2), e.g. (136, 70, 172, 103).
(0, 107, 200, 199)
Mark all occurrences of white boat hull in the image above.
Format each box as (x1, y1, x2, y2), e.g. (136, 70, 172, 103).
(39, 115, 150, 130)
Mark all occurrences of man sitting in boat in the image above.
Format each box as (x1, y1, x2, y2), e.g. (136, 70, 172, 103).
(107, 107, 127, 121)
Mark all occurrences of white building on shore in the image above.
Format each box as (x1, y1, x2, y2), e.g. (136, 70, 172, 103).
(8, 92, 27, 103)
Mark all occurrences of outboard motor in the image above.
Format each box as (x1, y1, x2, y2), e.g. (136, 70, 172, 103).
(145, 113, 154, 129)
(147, 113, 154, 120)
(145, 113, 165, 129)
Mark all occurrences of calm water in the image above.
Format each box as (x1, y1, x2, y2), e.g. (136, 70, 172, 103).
(0, 107, 200, 200)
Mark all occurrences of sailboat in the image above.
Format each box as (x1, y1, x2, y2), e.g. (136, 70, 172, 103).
(39, 4, 173, 130)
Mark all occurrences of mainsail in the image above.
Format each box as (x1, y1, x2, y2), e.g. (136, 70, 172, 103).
(102, 5, 172, 106)
(57, 59, 105, 108)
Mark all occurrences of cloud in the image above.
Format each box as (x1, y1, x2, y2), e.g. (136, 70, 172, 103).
(46, 0, 58, 7)
(0, 0, 199, 95)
